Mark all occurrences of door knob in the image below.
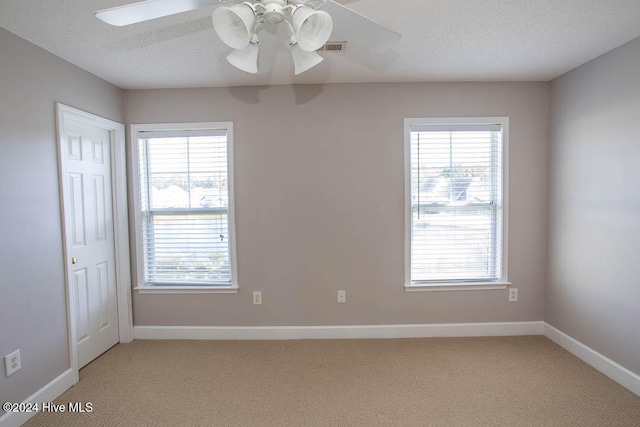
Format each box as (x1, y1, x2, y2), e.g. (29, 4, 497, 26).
(72, 257, 77, 264)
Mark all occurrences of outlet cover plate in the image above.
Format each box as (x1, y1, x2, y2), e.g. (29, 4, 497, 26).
(337, 290, 346, 303)
(5, 349, 21, 377)
(253, 291, 262, 305)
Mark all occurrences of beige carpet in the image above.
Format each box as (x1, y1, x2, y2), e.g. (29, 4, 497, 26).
(24, 336, 640, 426)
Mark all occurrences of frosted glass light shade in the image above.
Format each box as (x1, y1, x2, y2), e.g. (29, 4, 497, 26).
(227, 43, 259, 74)
(290, 43, 323, 75)
(292, 7, 333, 52)
(212, 4, 256, 49)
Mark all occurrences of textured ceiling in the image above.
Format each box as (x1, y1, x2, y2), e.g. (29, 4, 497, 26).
(1, 0, 640, 89)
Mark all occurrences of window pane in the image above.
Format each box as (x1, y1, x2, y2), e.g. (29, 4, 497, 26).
(144, 213, 230, 284)
(411, 206, 497, 281)
(144, 136, 228, 210)
(408, 123, 503, 284)
(410, 131, 497, 204)
(138, 130, 232, 286)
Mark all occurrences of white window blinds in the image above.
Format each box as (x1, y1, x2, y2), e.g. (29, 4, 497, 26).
(407, 120, 506, 284)
(137, 130, 232, 286)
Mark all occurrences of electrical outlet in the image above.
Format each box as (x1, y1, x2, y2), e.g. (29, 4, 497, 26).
(509, 288, 518, 302)
(253, 291, 262, 305)
(5, 350, 21, 377)
(337, 290, 346, 304)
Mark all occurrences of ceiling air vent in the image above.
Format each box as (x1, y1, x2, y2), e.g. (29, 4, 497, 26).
(317, 41, 347, 52)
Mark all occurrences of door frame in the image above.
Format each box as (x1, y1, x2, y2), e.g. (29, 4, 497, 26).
(55, 103, 132, 379)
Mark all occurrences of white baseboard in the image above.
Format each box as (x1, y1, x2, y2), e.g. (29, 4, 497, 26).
(133, 321, 544, 341)
(0, 368, 77, 427)
(543, 323, 640, 396)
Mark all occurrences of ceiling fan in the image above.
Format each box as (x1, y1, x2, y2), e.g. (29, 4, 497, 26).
(95, 0, 401, 75)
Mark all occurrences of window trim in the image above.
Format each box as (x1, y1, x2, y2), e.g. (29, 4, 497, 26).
(130, 122, 238, 294)
(403, 117, 510, 291)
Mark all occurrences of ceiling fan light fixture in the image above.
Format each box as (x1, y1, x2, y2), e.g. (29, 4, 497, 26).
(212, 3, 256, 50)
(289, 39, 324, 75)
(291, 6, 333, 52)
(93, 0, 401, 77)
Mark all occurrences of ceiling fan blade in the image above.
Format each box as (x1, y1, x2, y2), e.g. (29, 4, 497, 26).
(96, 0, 220, 26)
(256, 26, 278, 74)
(323, 0, 401, 52)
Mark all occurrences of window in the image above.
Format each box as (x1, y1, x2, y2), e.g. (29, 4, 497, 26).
(131, 122, 237, 293)
(404, 118, 509, 290)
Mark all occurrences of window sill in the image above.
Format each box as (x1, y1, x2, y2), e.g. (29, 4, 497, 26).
(135, 285, 239, 294)
(404, 282, 510, 292)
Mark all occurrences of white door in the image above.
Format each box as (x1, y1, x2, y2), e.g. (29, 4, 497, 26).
(63, 117, 119, 368)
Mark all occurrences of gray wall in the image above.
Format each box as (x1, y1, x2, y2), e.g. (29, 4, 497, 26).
(125, 82, 549, 326)
(0, 28, 123, 404)
(547, 37, 640, 374)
